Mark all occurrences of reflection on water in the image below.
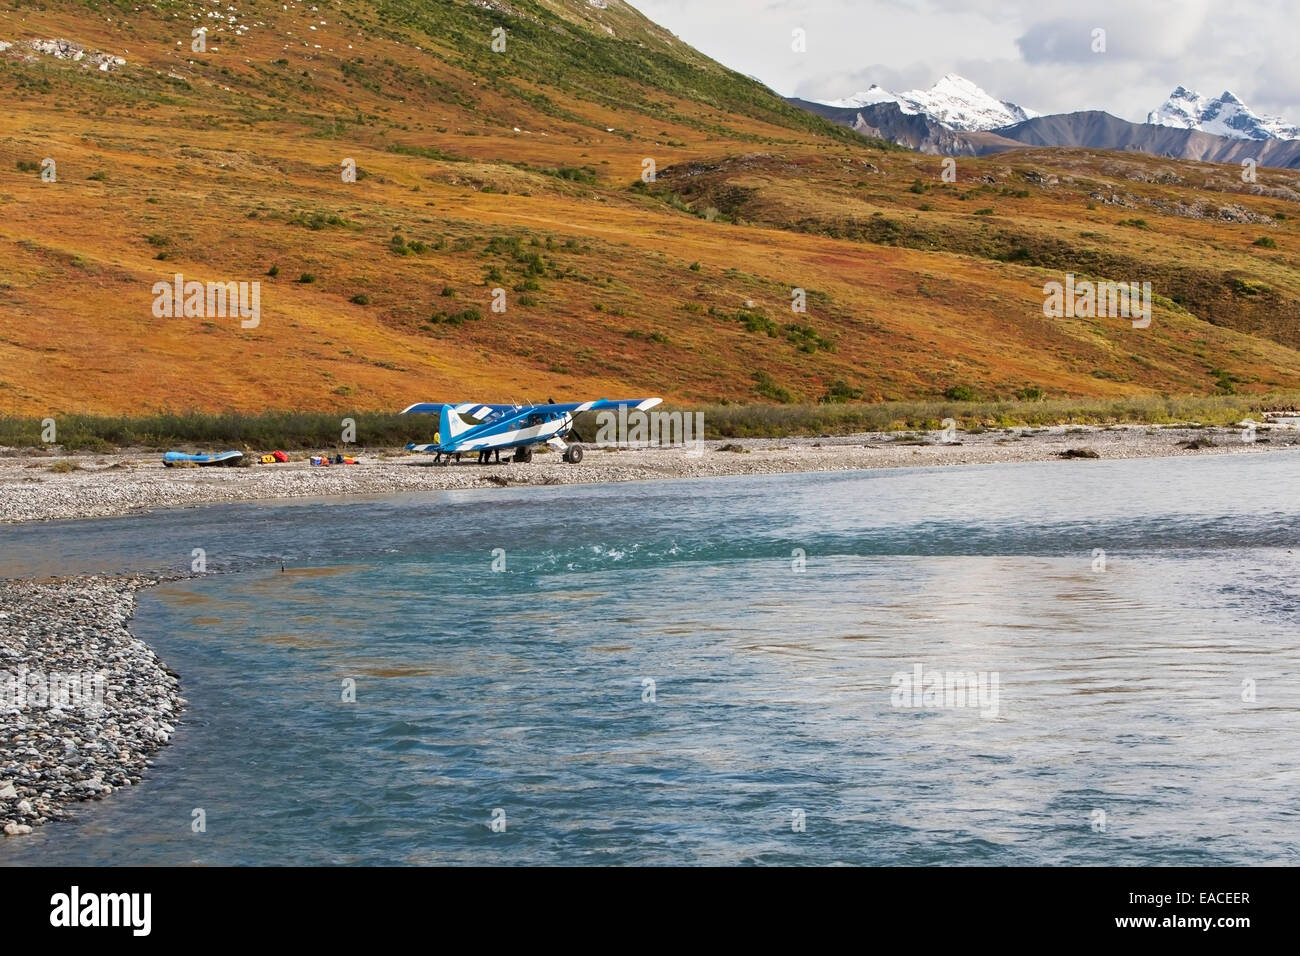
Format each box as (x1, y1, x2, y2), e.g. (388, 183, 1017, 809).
(1, 452, 1298, 865)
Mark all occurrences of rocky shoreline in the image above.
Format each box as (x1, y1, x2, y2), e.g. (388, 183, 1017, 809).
(0, 573, 185, 836)
(2, 423, 1298, 525)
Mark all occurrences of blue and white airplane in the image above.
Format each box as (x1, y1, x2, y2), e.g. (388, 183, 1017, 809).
(402, 398, 662, 463)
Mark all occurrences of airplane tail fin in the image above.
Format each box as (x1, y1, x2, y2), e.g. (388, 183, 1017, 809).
(438, 403, 477, 447)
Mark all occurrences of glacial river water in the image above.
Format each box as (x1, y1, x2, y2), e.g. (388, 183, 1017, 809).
(2, 452, 1298, 864)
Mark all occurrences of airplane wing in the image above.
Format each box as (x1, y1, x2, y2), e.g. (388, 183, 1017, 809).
(545, 398, 663, 414)
(400, 402, 518, 421)
(399, 402, 445, 415)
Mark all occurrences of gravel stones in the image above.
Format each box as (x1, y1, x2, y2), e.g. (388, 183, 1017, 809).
(0, 574, 186, 835)
(1, 426, 1297, 526)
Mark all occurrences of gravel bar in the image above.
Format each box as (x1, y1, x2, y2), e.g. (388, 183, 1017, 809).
(2, 424, 1298, 526)
(1, 573, 186, 836)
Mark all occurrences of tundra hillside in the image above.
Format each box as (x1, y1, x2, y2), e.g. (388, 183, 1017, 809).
(1, 0, 1299, 416)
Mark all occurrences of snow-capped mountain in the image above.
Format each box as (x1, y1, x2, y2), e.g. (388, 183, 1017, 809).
(1147, 87, 1300, 141)
(818, 74, 1037, 131)
(821, 83, 898, 109)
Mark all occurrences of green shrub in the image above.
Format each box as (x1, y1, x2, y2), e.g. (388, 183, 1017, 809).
(294, 211, 351, 231)
(740, 310, 778, 336)
(752, 371, 795, 403)
(428, 307, 482, 326)
(545, 166, 597, 185)
(1230, 277, 1267, 296)
(784, 324, 832, 353)
(2, 393, 1296, 451)
(821, 379, 862, 403)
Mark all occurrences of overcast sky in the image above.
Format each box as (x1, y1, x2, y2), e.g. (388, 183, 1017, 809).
(627, 0, 1300, 123)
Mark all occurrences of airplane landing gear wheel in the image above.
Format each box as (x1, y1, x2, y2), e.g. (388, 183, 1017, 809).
(514, 447, 533, 464)
(563, 444, 584, 464)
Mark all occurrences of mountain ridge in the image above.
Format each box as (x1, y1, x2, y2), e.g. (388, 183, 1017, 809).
(815, 74, 1300, 146)
(999, 111, 1300, 167)
(1147, 86, 1300, 141)
(792, 101, 1300, 170)
(817, 73, 1037, 131)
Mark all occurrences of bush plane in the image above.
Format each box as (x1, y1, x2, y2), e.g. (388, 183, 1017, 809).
(401, 398, 662, 463)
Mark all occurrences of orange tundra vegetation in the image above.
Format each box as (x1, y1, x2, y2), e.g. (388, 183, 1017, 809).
(1, 0, 1299, 416)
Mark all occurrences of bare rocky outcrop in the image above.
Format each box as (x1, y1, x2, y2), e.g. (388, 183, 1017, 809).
(28, 38, 125, 72)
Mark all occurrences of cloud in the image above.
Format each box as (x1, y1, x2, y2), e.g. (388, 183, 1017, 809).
(1016, 19, 1124, 65)
(792, 63, 937, 101)
(1015, 1, 1211, 65)
(626, 0, 1300, 124)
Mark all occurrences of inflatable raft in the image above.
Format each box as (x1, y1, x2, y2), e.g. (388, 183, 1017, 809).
(162, 450, 244, 467)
